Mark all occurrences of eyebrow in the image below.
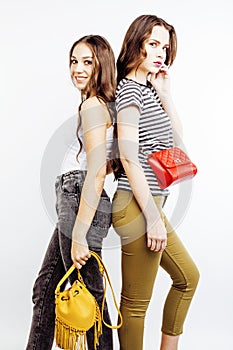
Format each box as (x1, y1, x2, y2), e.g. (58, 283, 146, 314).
(71, 55, 93, 59)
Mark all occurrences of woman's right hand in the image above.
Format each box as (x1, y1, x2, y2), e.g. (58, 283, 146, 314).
(71, 238, 91, 269)
(146, 217, 167, 252)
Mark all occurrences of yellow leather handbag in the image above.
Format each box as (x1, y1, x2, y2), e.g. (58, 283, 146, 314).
(54, 250, 122, 350)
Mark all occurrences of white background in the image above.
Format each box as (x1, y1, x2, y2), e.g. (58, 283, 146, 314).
(1, 0, 233, 349)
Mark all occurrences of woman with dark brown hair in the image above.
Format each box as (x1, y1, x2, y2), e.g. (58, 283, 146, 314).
(112, 15, 200, 349)
(26, 35, 116, 350)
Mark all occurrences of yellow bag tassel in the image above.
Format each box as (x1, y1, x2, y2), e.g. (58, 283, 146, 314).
(55, 301, 102, 350)
(93, 302, 102, 349)
(55, 318, 87, 350)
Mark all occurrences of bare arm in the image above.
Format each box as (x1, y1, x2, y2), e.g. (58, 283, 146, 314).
(71, 98, 111, 268)
(149, 68, 183, 145)
(117, 106, 167, 252)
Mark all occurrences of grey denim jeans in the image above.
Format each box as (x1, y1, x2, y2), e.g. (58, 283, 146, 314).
(26, 170, 113, 350)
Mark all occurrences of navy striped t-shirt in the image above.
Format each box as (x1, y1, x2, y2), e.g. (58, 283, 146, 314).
(116, 78, 174, 196)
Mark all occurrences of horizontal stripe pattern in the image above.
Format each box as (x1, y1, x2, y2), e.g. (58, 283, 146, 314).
(116, 78, 174, 196)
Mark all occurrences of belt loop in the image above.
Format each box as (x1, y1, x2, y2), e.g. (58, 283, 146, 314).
(60, 173, 65, 186)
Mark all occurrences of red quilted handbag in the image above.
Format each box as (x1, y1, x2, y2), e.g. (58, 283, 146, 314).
(147, 147, 197, 189)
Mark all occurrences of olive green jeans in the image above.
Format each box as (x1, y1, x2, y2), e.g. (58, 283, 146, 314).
(112, 190, 199, 350)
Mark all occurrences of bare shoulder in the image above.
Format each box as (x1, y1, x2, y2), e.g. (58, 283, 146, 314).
(81, 96, 106, 111)
(80, 96, 111, 126)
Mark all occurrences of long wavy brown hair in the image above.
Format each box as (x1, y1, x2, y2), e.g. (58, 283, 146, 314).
(70, 35, 116, 102)
(113, 15, 178, 179)
(117, 14, 177, 84)
(69, 35, 121, 176)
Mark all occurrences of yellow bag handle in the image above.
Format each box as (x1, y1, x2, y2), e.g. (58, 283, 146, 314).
(55, 250, 123, 329)
(90, 250, 123, 329)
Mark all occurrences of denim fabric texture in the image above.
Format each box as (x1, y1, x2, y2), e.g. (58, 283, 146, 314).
(26, 170, 113, 350)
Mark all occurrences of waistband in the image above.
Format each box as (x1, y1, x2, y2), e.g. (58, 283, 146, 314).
(61, 170, 87, 180)
(58, 170, 87, 182)
(115, 189, 167, 208)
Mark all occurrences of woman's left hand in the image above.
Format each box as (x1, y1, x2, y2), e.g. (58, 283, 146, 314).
(149, 65, 171, 96)
(71, 238, 91, 269)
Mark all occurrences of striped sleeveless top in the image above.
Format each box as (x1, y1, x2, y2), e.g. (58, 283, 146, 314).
(116, 78, 174, 196)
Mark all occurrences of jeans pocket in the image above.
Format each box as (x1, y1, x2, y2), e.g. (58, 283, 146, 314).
(55, 177, 79, 238)
(92, 196, 112, 230)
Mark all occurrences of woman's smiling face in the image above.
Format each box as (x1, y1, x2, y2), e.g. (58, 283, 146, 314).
(70, 42, 94, 91)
